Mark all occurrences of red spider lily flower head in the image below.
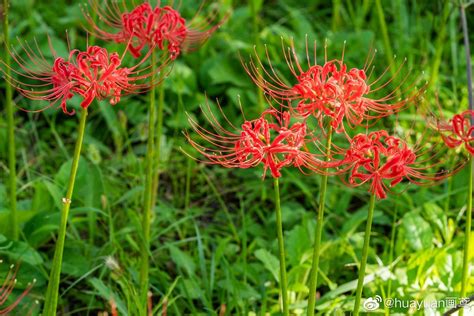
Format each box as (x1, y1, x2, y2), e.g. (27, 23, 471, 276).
(185, 102, 332, 178)
(437, 110, 474, 155)
(1, 38, 170, 115)
(0, 262, 36, 315)
(84, 0, 225, 60)
(334, 129, 463, 199)
(243, 37, 425, 133)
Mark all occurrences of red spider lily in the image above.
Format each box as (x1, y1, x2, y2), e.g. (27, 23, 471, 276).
(1, 39, 169, 115)
(84, 1, 224, 59)
(0, 263, 36, 315)
(243, 38, 424, 132)
(185, 104, 333, 178)
(335, 129, 460, 199)
(437, 110, 474, 155)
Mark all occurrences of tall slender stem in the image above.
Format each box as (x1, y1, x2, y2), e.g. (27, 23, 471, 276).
(43, 107, 88, 316)
(3, 0, 17, 240)
(460, 158, 473, 316)
(274, 178, 289, 316)
(307, 126, 333, 316)
(140, 51, 157, 312)
(353, 193, 376, 316)
(151, 81, 165, 208)
(184, 158, 192, 209)
(386, 204, 398, 311)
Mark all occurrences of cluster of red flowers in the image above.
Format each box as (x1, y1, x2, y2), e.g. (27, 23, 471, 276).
(243, 40, 420, 132)
(2, 1, 222, 115)
(437, 110, 474, 155)
(15, 45, 137, 115)
(337, 131, 420, 199)
(187, 107, 327, 178)
(84, 0, 224, 60)
(1, 2, 223, 311)
(119, 3, 188, 58)
(292, 61, 370, 131)
(187, 38, 466, 199)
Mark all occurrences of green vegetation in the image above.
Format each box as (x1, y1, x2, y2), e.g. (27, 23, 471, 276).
(0, 0, 473, 315)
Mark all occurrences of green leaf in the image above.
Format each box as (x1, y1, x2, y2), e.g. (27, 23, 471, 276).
(0, 237, 43, 266)
(402, 212, 433, 251)
(202, 56, 250, 87)
(181, 278, 204, 300)
(286, 225, 309, 266)
(254, 248, 280, 282)
(89, 278, 127, 316)
(44, 180, 63, 211)
(31, 181, 55, 213)
(423, 202, 450, 242)
(169, 244, 196, 276)
(61, 244, 91, 277)
(81, 163, 104, 208)
(23, 210, 60, 248)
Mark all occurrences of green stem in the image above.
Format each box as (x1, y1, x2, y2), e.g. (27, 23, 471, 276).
(353, 193, 376, 316)
(184, 158, 192, 209)
(240, 196, 248, 285)
(43, 107, 88, 316)
(460, 158, 473, 316)
(385, 204, 398, 316)
(445, 173, 453, 215)
(106, 196, 116, 247)
(151, 81, 165, 208)
(3, 0, 17, 241)
(307, 126, 333, 316)
(140, 51, 157, 312)
(274, 178, 289, 316)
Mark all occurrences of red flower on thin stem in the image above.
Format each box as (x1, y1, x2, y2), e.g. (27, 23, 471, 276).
(437, 110, 474, 155)
(1, 38, 170, 115)
(185, 103, 332, 178)
(1, 262, 36, 315)
(335, 129, 459, 199)
(84, 1, 224, 59)
(243, 37, 424, 132)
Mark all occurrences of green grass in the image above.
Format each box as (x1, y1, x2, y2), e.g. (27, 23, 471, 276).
(0, 0, 473, 315)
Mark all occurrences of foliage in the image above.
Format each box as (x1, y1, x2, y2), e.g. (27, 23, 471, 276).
(0, 0, 473, 314)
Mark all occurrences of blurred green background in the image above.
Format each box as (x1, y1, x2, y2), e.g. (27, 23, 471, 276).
(0, 0, 473, 314)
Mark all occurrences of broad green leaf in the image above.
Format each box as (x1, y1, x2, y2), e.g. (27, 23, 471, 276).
(286, 225, 309, 266)
(23, 210, 60, 248)
(402, 212, 433, 251)
(0, 238, 43, 266)
(254, 248, 280, 282)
